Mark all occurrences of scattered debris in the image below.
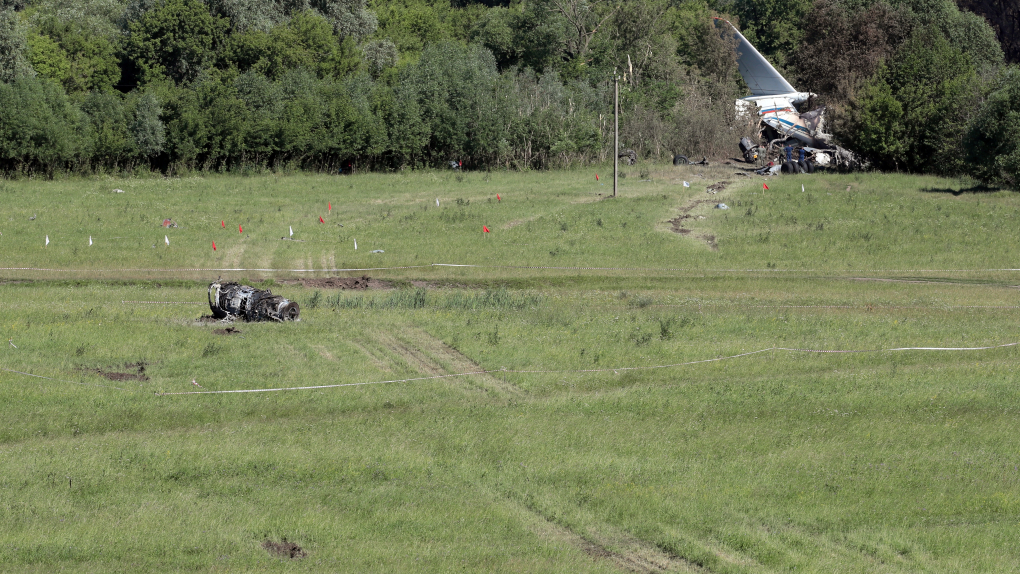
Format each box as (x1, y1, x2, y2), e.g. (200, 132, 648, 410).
(212, 327, 242, 335)
(673, 154, 709, 166)
(716, 203, 729, 209)
(262, 539, 306, 559)
(619, 149, 637, 165)
(161, 218, 178, 228)
(113, 189, 124, 193)
(29, 214, 36, 220)
(208, 281, 300, 322)
(371, 249, 384, 253)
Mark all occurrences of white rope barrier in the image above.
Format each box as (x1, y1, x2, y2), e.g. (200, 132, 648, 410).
(154, 342, 1018, 396)
(6, 341, 1015, 396)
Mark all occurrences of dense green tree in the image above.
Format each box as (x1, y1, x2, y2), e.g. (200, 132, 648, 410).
(401, 41, 502, 164)
(0, 77, 86, 172)
(730, 0, 813, 72)
(125, 0, 228, 85)
(221, 10, 359, 79)
(130, 90, 166, 156)
(844, 27, 978, 174)
(0, 7, 33, 82)
(965, 66, 1020, 188)
(470, 2, 563, 72)
(26, 16, 120, 94)
(81, 90, 135, 165)
(839, 71, 905, 169)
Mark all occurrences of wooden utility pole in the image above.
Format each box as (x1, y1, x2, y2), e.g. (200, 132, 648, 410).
(613, 71, 619, 198)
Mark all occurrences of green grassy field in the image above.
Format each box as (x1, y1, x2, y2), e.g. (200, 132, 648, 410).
(1, 166, 1019, 573)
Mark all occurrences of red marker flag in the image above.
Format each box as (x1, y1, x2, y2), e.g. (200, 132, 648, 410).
(212, 241, 217, 251)
(763, 183, 769, 191)
(319, 216, 324, 223)
(328, 202, 331, 213)
(221, 220, 225, 228)
(497, 194, 501, 202)
(483, 225, 490, 233)
(239, 225, 243, 234)
(595, 174, 599, 181)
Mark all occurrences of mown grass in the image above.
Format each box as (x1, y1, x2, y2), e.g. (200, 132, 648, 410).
(1, 166, 1018, 280)
(1, 166, 1019, 572)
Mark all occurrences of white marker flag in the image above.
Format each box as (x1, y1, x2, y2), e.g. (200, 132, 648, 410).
(165, 235, 170, 246)
(802, 184, 805, 193)
(289, 225, 293, 237)
(45, 235, 49, 246)
(354, 238, 357, 250)
(89, 236, 93, 246)
(683, 181, 690, 187)
(436, 198, 440, 207)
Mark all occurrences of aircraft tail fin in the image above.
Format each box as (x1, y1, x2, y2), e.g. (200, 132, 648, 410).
(715, 18, 796, 97)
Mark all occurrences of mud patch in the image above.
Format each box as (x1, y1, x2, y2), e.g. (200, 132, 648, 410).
(706, 181, 731, 193)
(284, 275, 391, 290)
(668, 199, 715, 233)
(195, 315, 223, 323)
(668, 197, 720, 251)
(94, 362, 149, 382)
(212, 327, 242, 335)
(262, 539, 306, 559)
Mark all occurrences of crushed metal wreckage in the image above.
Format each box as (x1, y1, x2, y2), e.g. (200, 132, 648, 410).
(717, 18, 865, 175)
(208, 281, 300, 322)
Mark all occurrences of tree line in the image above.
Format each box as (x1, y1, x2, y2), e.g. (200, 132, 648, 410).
(0, 0, 1018, 187)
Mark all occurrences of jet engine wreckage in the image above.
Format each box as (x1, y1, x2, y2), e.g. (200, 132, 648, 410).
(716, 18, 863, 175)
(208, 281, 300, 322)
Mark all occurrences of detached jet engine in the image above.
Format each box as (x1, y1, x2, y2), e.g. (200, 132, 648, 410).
(208, 281, 300, 322)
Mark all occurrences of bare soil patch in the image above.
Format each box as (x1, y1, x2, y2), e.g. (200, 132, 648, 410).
(212, 327, 242, 335)
(262, 539, 306, 559)
(94, 362, 149, 382)
(706, 181, 731, 193)
(668, 199, 715, 233)
(668, 198, 721, 251)
(284, 275, 391, 290)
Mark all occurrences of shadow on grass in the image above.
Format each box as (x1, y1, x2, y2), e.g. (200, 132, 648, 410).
(921, 183, 1003, 196)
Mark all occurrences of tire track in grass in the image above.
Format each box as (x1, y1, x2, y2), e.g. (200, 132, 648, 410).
(368, 327, 521, 397)
(373, 331, 446, 377)
(490, 486, 702, 573)
(396, 326, 522, 397)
